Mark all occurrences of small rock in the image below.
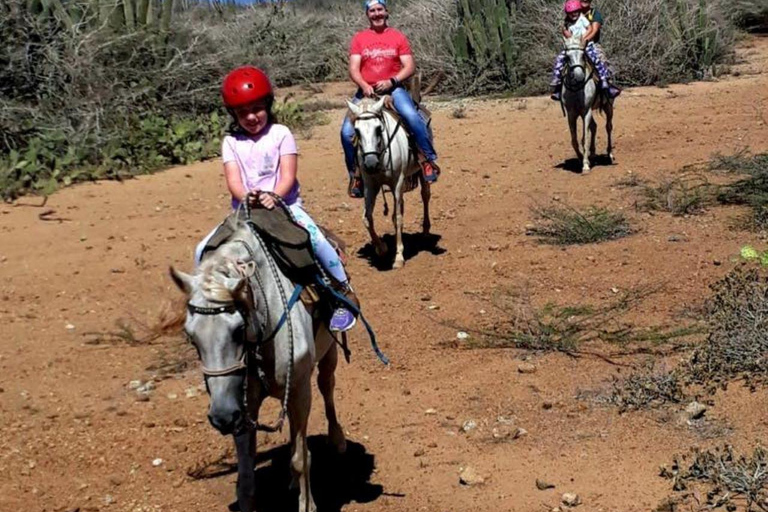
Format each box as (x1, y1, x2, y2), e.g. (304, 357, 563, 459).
(518, 363, 537, 374)
(104, 494, 115, 505)
(513, 427, 528, 439)
(128, 380, 142, 390)
(428, 304, 440, 310)
(425, 408, 438, 415)
(137, 381, 155, 394)
(420, 295, 432, 301)
(685, 401, 707, 420)
(135, 394, 150, 403)
(456, 331, 469, 340)
(610, 287, 620, 294)
(562, 493, 581, 507)
(152, 458, 163, 467)
(65, 324, 75, 330)
(166, 393, 178, 400)
(184, 387, 200, 398)
(542, 401, 553, 410)
(459, 466, 485, 486)
(413, 448, 425, 457)
(536, 479, 555, 490)
(461, 420, 477, 433)
(713, 259, 722, 266)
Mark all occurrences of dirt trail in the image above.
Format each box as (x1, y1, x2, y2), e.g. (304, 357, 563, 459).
(2, 37, 768, 512)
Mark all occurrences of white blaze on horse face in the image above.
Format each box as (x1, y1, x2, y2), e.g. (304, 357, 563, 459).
(356, 117, 382, 159)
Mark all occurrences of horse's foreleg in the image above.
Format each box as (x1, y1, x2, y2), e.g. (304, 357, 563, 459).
(589, 115, 597, 159)
(363, 184, 386, 257)
(568, 113, 582, 162)
(317, 342, 346, 454)
(605, 102, 615, 163)
(233, 429, 257, 512)
(288, 382, 315, 512)
(582, 111, 593, 173)
(420, 176, 431, 235)
(392, 187, 405, 269)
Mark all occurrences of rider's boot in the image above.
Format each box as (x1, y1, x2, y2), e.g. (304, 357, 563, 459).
(329, 284, 358, 333)
(421, 160, 440, 183)
(347, 170, 364, 199)
(550, 84, 562, 102)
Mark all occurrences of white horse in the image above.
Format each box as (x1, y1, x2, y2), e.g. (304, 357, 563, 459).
(561, 36, 615, 173)
(170, 220, 346, 512)
(346, 97, 431, 269)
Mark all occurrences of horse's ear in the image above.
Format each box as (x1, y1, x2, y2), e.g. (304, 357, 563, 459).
(230, 277, 248, 303)
(170, 266, 193, 295)
(347, 100, 362, 117)
(371, 96, 386, 113)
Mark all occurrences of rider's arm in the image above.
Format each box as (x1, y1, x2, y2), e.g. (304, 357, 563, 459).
(273, 154, 297, 198)
(224, 161, 248, 203)
(349, 55, 373, 94)
(583, 21, 601, 42)
(394, 54, 416, 84)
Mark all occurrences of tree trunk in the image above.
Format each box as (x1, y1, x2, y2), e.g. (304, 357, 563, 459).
(123, 0, 135, 30)
(160, 0, 173, 32)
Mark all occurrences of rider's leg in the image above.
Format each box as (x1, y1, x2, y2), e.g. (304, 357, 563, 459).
(550, 51, 566, 101)
(585, 42, 621, 98)
(390, 87, 440, 183)
(341, 93, 364, 198)
(289, 204, 356, 332)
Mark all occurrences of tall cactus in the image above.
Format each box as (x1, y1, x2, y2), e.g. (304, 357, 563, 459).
(453, 0, 518, 88)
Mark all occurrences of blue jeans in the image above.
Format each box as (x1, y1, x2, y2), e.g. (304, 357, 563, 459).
(340, 87, 437, 176)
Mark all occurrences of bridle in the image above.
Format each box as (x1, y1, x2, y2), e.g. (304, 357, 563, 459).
(354, 108, 402, 173)
(186, 301, 251, 377)
(563, 44, 594, 92)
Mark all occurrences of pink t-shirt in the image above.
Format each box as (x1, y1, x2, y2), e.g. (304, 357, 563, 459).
(221, 123, 300, 208)
(349, 27, 412, 85)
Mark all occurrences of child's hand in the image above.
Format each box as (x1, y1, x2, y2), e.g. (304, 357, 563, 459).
(246, 191, 275, 210)
(258, 194, 276, 210)
(362, 84, 375, 97)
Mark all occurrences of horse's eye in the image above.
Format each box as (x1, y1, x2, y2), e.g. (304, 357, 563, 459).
(233, 325, 246, 343)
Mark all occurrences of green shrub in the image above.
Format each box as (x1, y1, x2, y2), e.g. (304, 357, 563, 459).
(528, 204, 632, 245)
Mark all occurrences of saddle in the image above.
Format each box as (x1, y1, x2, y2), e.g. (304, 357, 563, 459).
(199, 201, 351, 309)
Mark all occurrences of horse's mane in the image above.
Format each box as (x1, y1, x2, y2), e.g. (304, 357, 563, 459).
(197, 228, 254, 303)
(348, 96, 394, 123)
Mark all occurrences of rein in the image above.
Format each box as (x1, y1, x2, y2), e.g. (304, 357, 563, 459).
(355, 109, 402, 174)
(563, 46, 595, 93)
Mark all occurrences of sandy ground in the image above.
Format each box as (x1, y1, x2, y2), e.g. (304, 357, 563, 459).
(2, 36, 768, 512)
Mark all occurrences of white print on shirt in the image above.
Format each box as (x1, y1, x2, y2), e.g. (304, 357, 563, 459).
(362, 48, 397, 60)
(259, 154, 275, 177)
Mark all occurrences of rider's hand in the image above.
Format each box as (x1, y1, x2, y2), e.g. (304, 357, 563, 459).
(258, 193, 275, 210)
(362, 84, 375, 97)
(374, 80, 392, 94)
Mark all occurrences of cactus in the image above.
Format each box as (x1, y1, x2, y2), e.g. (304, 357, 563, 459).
(452, 0, 518, 88)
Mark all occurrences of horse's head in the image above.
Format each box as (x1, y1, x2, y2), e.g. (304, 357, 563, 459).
(347, 96, 387, 173)
(563, 37, 588, 85)
(170, 250, 257, 435)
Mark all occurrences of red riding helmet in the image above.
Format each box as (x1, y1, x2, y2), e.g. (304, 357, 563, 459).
(221, 66, 273, 108)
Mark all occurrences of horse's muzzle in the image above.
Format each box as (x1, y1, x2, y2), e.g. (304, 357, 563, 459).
(363, 154, 380, 172)
(208, 405, 243, 435)
(206, 374, 245, 435)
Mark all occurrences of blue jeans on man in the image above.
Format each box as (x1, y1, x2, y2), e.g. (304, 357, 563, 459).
(341, 86, 438, 197)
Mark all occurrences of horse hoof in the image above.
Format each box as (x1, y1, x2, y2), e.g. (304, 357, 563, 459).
(329, 425, 347, 454)
(582, 167, 591, 174)
(609, 153, 615, 164)
(393, 257, 404, 269)
(375, 244, 387, 257)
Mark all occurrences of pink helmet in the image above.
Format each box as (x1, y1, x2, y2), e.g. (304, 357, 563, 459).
(564, 0, 582, 13)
